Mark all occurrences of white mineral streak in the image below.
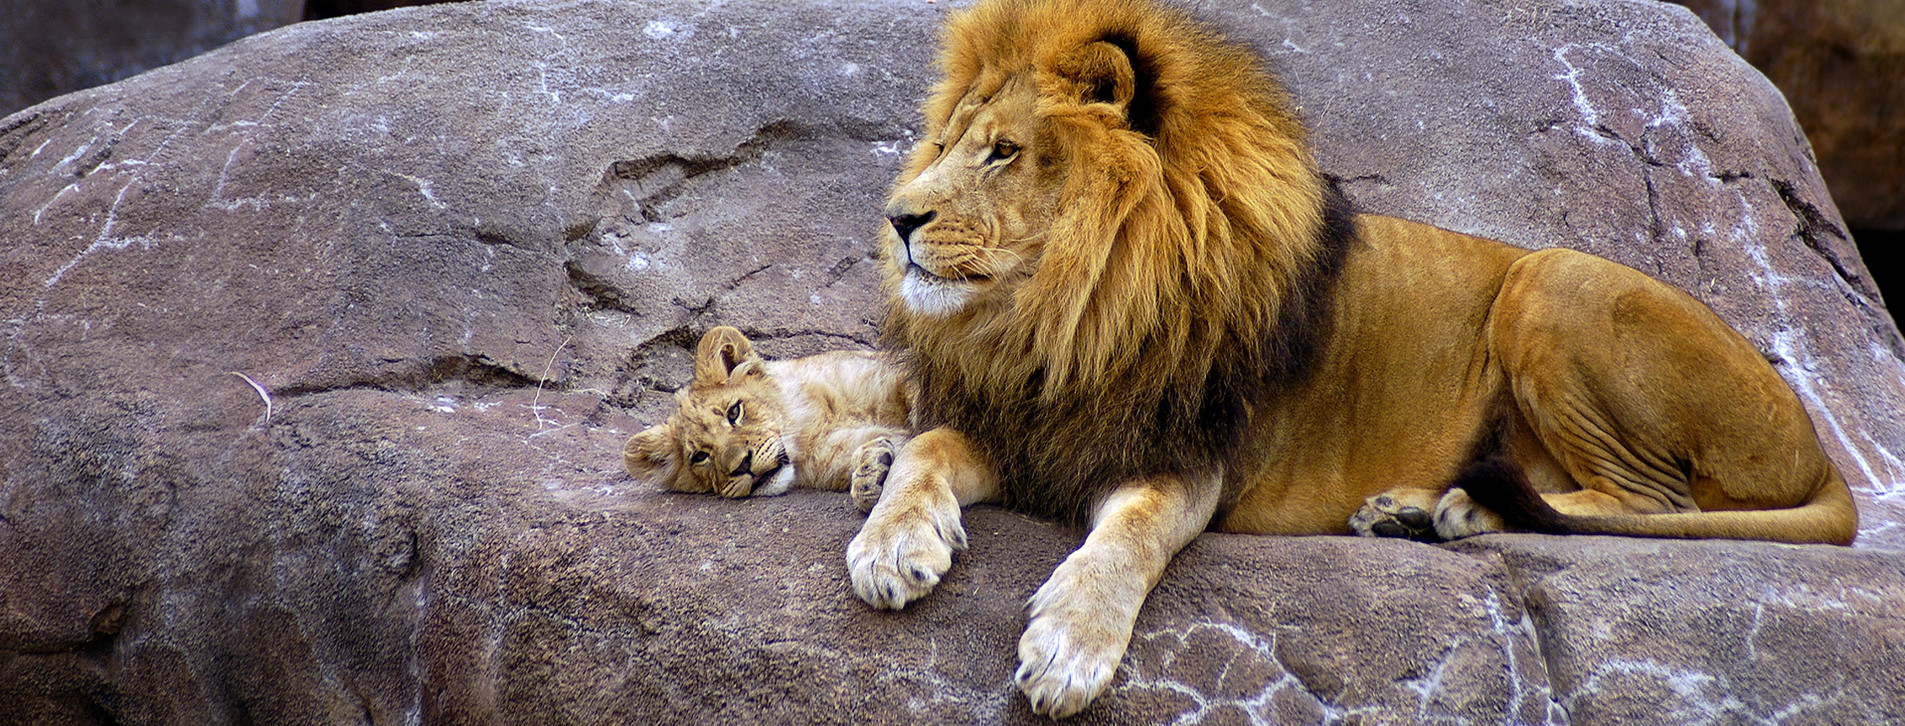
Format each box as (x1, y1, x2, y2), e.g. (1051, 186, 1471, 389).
(1569, 658, 1860, 724)
(1117, 616, 1561, 725)
(1117, 621, 1323, 725)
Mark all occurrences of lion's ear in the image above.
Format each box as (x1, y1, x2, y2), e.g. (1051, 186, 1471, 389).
(625, 423, 683, 487)
(729, 358, 765, 381)
(693, 326, 760, 385)
(1057, 41, 1136, 115)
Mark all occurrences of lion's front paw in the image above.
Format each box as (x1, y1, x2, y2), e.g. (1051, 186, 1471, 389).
(1014, 563, 1138, 718)
(1433, 488, 1507, 539)
(846, 496, 967, 610)
(849, 438, 899, 514)
(1348, 490, 1440, 541)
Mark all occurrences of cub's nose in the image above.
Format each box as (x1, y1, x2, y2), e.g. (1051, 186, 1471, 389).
(888, 210, 936, 243)
(729, 450, 753, 477)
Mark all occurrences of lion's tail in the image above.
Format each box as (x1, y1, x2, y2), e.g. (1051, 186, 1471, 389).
(1454, 456, 1858, 546)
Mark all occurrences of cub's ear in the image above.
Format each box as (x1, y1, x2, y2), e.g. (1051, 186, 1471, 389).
(1056, 40, 1136, 115)
(624, 424, 683, 488)
(693, 326, 762, 385)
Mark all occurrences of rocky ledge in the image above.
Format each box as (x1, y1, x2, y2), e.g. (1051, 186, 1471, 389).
(1, 0, 1901, 723)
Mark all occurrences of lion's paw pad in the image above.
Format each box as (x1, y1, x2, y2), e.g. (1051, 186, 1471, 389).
(1349, 494, 1439, 541)
(1016, 612, 1121, 718)
(846, 503, 964, 610)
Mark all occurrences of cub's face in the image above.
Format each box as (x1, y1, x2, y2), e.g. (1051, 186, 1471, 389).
(624, 327, 795, 498)
(883, 75, 1063, 317)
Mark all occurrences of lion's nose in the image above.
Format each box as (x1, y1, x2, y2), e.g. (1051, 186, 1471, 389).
(888, 210, 936, 243)
(729, 450, 753, 477)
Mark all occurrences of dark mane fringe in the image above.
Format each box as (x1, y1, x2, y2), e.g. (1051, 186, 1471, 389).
(896, 182, 1354, 522)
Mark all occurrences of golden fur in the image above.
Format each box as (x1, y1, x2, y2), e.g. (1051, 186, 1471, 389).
(624, 327, 912, 511)
(846, 0, 1859, 717)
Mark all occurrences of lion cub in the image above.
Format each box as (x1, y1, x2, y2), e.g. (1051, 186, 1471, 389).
(623, 326, 913, 512)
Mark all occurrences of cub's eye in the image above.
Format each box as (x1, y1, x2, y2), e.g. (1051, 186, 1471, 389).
(726, 401, 743, 424)
(690, 451, 710, 464)
(987, 140, 1020, 163)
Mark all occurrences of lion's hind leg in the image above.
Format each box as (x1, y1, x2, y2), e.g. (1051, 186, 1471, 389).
(1469, 248, 1856, 544)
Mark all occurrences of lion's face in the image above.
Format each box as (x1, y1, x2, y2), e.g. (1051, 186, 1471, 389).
(882, 23, 1329, 414)
(882, 75, 1069, 318)
(660, 378, 791, 499)
(625, 327, 795, 498)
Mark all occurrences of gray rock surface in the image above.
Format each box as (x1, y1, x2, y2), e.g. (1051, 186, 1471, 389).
(1447, 536, 1905, 724)
(1, 0, 1901, 723)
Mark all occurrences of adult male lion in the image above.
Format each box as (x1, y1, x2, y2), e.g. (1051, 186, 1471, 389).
(846, 0, 1858, 716)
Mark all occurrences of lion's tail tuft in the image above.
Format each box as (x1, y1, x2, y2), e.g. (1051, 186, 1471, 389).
(1452, 456, 1567, 533)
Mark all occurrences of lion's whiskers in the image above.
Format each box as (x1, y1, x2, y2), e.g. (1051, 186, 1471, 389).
(968, 239, 1033, 275)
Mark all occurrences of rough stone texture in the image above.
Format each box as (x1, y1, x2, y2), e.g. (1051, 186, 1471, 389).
(426, 494, 1560, 724)
(1, 0, 1901, 723)
(1662, 0, 1905, 231)
(1449, 536, 1905, 724)
(0, 0, 306, 119)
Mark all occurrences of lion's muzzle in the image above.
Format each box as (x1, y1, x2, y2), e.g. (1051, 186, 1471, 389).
(889, 210, 935, 248)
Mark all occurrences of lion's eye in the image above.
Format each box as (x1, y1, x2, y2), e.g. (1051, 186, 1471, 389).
(690, 451, 710, 464)
(726, 401, 742, 425)
(987, 140, 1020, 163)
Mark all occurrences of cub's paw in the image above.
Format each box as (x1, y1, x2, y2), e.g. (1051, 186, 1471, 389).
(849, 438, 899, 514)
(846, 495, 967, 610)
(1015, 563, 1138, 718)
(1348, 491, 1440, 541)
(1433, 488, 1507, 539)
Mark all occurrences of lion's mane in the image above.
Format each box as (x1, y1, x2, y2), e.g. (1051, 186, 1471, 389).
(881, 0, 1355, 520)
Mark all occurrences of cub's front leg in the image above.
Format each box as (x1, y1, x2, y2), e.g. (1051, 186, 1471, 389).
(1017, 472, 1221, 718)
(846, 427, 998, 609)
(847, 433, 903, 513)
(792, 423, 908, 511)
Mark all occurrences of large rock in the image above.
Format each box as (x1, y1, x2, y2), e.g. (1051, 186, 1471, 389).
(1, 0, 1900, 723)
